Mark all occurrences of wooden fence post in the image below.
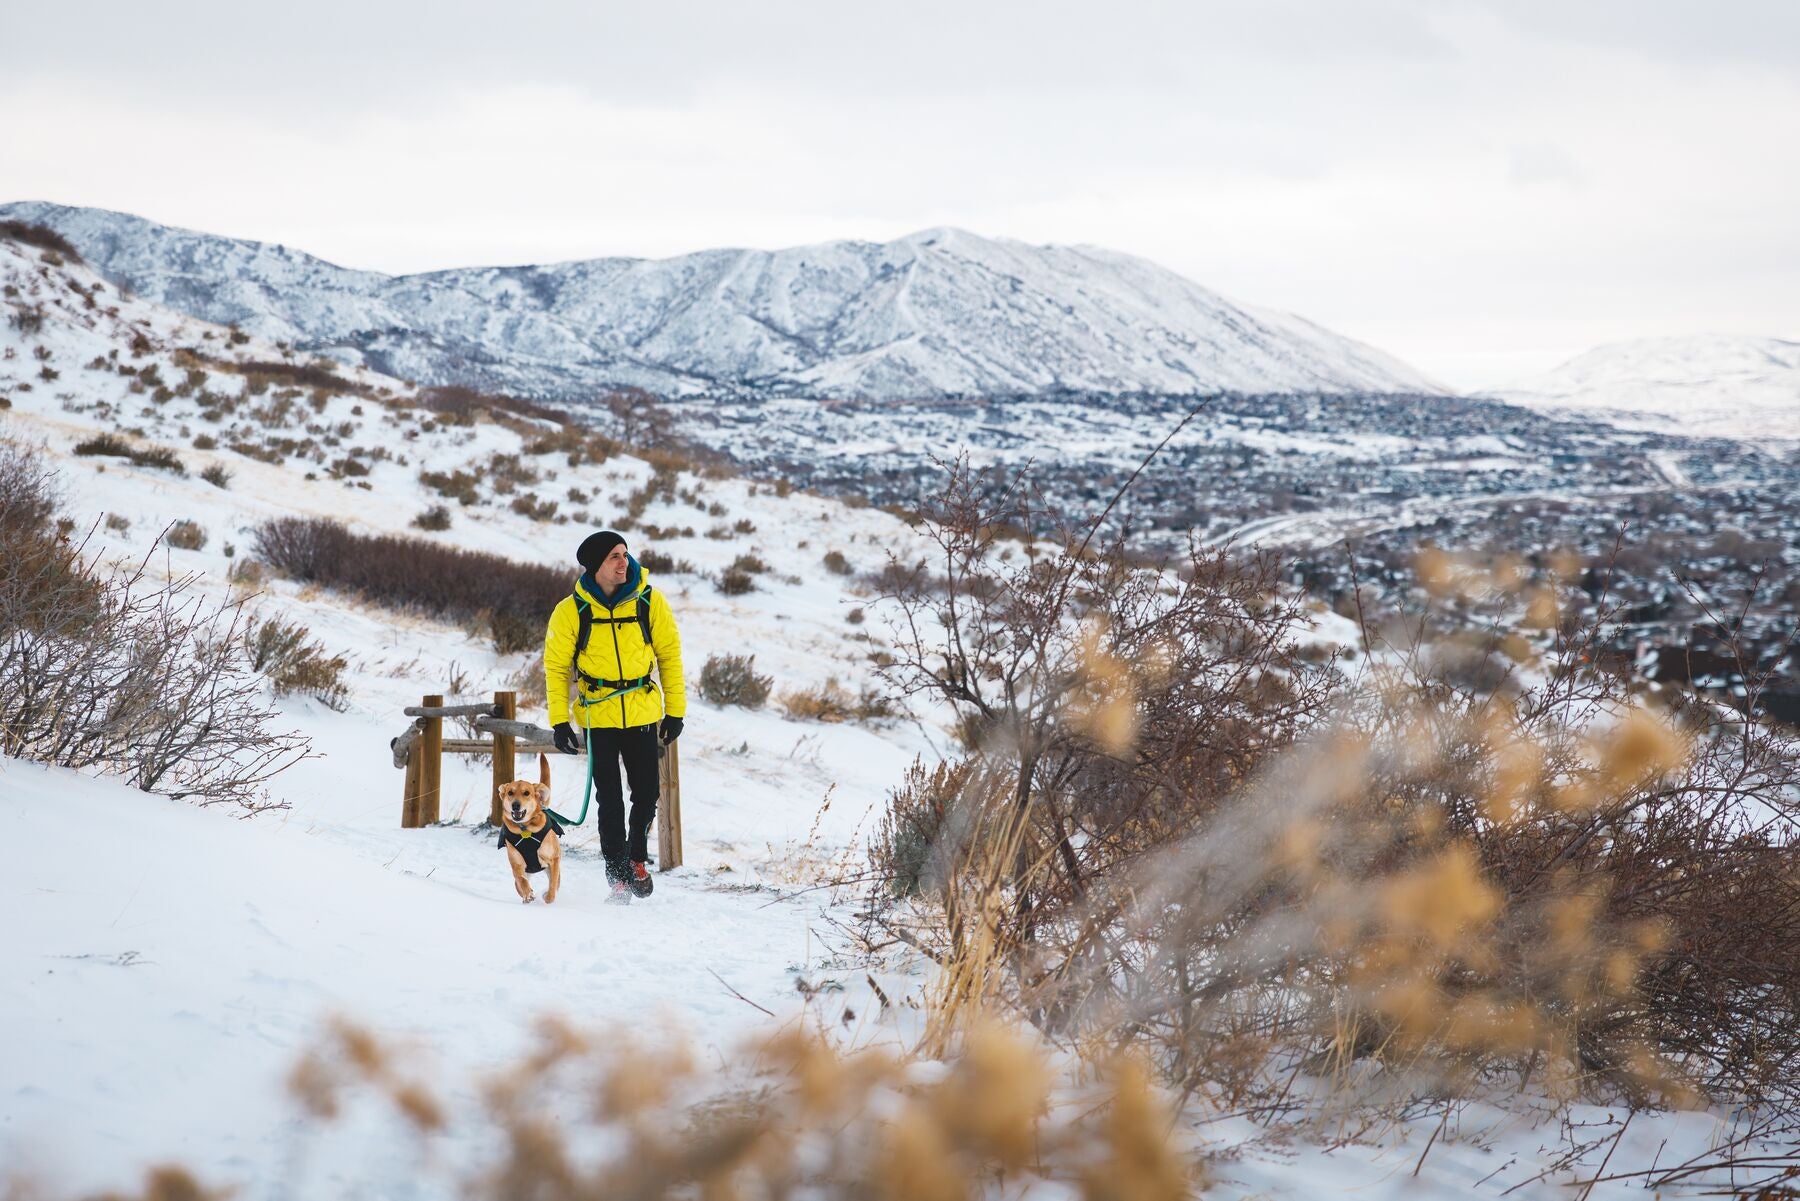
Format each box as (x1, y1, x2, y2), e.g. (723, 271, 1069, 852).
(419, 693, 443, 825)
(401, 741, 422, 828)
(490, 690, 517, 826)
(658, 740, 683, 870)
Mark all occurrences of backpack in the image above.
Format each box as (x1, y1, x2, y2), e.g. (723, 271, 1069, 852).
(571, 586, 654, 688)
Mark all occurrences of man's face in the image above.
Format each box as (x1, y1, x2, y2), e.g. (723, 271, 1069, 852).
(599, 542, 631, 588)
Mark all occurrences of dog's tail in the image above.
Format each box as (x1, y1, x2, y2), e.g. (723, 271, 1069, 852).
(539, 752, 551, 787)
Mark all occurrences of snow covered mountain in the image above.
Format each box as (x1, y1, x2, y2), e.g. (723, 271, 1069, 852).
(0, 201, 1445, 402)
(1494, 334, 1800, 441)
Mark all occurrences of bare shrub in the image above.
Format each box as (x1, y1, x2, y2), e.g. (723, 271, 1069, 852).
(412, 504, 452, 532)
(729, 552, 769, 574)
(485, 452, 541, 495)
(716, 567, 754, 595)
(252, 517, 569, 654)
(244, 613, 350, 710)
(871, 756, 986, 899)
(419, 467, 481, 506)
(508, 492, 558, 522)
(0, 439, 306, 808)
(779, 678, 893, 724)
(419, 384, 568, 427)
(200, 463, 232, 490)
(128, 1015, 1192, 1201)
(164, 520, 207, 551)
(697, 653, 772, 709)
(0, 219, 82, 261)
(822, 548, 853, 575)
(72, 433, 187, 474)
(508, 649, 548, 709)
(214, 358, 373, 399)
(866, 456, 1800, 1125)
(637, 548, 695, 575)
(227, 438, 283, 465)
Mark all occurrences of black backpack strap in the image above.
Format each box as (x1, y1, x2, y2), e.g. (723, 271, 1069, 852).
(572, 593, 594, 689)
(573, 593, 593, 654)
(569, 588, 653, 691)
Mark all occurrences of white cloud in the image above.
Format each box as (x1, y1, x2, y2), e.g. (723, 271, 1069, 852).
(0, 1, 1795, 390)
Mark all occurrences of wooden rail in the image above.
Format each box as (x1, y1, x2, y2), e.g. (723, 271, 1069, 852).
(393, 690, 683, 872)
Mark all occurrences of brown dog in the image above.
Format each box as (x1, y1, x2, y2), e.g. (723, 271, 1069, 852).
(496, 753, 564, 904)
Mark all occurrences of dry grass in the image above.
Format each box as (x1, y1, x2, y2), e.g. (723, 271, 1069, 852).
(244, 613, 349, 711)
(779, 679, 896, 725)
(698, 652, 773, 709)
(37, 1015, 1196, 1201)
(863, 458, 1800, 1132)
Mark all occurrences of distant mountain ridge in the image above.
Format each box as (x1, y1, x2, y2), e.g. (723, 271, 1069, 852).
(0, 201, 1446, 402)
(1495, 334, 1800, 440)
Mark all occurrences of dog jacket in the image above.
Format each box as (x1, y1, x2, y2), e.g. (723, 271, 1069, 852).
(498, 815, 566, 873)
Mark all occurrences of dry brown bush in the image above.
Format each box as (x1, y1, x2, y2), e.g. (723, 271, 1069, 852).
(636, 547, 695, 575)
(779, 678, 895, 725)
(697, 652, 772, 709)
(865, 457, 1800, 1128)
(717, 566, 755, 595)
(243, 613, 349, 711)
(211, 357, 374, 399)
(72, 433, 186, 474)
(419, 467, 480, 505)
(253, 517, 568, 655)
(0, 439, 306, 807)
(508, 492, 558, 522)
(0, 219, 82, 261)
(184, 1016, 1187, 1201)
(163, 520, 206, 551)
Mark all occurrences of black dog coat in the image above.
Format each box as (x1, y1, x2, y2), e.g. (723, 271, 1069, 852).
(498, 815, 566, 874)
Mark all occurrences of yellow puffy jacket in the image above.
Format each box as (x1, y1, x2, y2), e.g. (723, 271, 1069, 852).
(544, 567, 686, 730)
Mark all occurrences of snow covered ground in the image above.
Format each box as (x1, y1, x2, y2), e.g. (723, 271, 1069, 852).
(1, 234, 1788, 1199)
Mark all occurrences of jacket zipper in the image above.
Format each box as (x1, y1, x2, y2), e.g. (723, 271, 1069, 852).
(609, 603, 629, 727)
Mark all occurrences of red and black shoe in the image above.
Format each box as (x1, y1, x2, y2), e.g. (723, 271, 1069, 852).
(606, 878, 633, 904)
(628, 860, 654, 898)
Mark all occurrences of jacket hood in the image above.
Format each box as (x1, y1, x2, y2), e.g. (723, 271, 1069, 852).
(576, 556, 650, 609)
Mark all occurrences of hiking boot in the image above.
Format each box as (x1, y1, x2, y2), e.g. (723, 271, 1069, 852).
(606, 878, 633, 904)
(628, 860, 654, 898)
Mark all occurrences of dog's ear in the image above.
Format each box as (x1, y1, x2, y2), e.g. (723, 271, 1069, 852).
(538, 752, 551, 788)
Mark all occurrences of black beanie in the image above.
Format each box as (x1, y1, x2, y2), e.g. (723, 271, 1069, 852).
(577, 530, 627, 571)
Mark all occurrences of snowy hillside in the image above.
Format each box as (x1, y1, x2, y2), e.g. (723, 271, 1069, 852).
(3, 228, 1784, 1201)
(1494, 334, 1800, 440)
(0, 230, 942, 1191)
(0, 201, 1446, 401)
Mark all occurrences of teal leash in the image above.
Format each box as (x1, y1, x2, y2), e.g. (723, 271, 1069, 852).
(544, 679, 654, 827)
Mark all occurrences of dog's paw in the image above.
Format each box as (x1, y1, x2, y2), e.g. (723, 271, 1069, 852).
(544, 892, 557, 905)
(520, 892, 535, 904)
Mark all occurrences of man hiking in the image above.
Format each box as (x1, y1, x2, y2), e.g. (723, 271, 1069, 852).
(546, 530, 687, 902)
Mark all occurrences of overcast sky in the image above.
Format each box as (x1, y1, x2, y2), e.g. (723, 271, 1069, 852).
(3, 0, 1796, 389)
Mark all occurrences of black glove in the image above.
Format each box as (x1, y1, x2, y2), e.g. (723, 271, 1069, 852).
(552, 722, 581, 755)
(659, 715, 684, 745)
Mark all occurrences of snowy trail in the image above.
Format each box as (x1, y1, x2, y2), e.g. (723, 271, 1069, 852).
(1, 700, 914, 1196)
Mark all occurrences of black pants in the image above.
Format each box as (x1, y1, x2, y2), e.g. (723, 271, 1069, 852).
(588, 723, 660, 880)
